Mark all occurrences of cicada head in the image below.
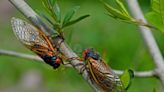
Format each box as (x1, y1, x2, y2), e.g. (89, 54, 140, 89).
(41, 55, 62, 69)
(82, 48, 100, 61)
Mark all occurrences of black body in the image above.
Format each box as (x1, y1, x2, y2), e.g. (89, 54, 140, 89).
(41, 55, 60, 69)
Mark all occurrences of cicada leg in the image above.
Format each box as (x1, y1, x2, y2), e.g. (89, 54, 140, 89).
(61, 56, 86, 74)
(79, 63, 87, 74)
(66, 57, 85, 67)
(66, 57, 83, 61)
(30, 47, 45, 55)
(51, 32, 64, 41)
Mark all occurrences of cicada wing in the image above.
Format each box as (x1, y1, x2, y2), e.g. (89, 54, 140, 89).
(11, 17, 55, 57)
(11, 17, 49, 48)
(89, 59, 123, 92)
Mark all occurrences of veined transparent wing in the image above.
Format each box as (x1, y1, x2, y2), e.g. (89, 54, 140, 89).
(88, 58, 124, 92)
(11, 17, 49, 48)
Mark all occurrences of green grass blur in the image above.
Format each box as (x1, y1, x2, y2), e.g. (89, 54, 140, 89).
(0, 0, 164, 92)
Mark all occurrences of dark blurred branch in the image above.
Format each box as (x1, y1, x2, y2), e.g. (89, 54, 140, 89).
(8, 0, 103, 91)
(0, 49, 156, 77)
(126, 0, 164, 86)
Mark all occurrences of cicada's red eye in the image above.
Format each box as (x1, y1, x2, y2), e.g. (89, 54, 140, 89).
(82, 49, 89, 60)
(56, 57, 62, 64)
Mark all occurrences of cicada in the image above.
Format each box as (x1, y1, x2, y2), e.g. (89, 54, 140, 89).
(11, 17, 62, 69)
(82, 48, 124, 92)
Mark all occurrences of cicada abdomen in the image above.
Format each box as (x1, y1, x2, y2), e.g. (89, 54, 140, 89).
(11, 17, 62, 69)
(82, 48, 124, 92)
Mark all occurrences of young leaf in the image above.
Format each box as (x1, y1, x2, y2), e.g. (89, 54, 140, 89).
(62, 14, 90, 28)
(146, 12, 164, 32)
(42, 0, 51, 13)
(53, 2, 61, 22)
(41, 0, 47, 8)
(120, 69, 134, 90)
(103, 2, 132, 20)
(151, 0, 164, 24)
(63, 6, 80, 25)
(145, 0, 164, 32)
(39, 12, 54, 26)
(48, 0, 56, 6)
(116, 0, 129, 16)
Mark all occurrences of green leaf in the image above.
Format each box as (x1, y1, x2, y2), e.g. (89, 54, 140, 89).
(103, 2, 132, 20)
(63, 6, 80, 25)
(42, 0, 54, 17)
(39, 12, 54, 26)
(120, 69, 134, 90)
(48, 0, 56, 6)
(151, 0, 164, 24)
(62, 14, 90, 28)
(146, 12, 164, 32)
(53, 2, 61, 22)
(146, 0, 164, 32)
(42, 0, 49, 11)
(116, 0, 129, 16)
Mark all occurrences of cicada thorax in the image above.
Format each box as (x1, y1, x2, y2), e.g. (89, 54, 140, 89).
(82, 48, 124, 92)
(11, 17, 63, 69)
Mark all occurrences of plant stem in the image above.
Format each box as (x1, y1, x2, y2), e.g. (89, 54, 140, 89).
(0, 49, 156, 77)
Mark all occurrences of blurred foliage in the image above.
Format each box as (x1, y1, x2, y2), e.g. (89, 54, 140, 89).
(146, 0, 164, 32)
(0, 0, 164, 92)
(102, 0, 136, 24)
(103, 0, 156, 31)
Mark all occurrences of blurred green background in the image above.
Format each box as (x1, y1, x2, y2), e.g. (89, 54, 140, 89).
(0, 0, 164, 92)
